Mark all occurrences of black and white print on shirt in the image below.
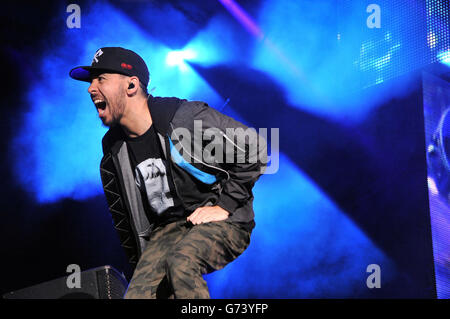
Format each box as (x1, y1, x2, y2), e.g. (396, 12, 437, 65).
(135, 158, 175, 215)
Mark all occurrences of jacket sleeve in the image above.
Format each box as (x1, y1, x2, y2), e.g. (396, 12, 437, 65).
(187, 101, 268, 214)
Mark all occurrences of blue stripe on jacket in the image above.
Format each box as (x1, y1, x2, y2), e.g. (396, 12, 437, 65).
(169, 138, 217, 185)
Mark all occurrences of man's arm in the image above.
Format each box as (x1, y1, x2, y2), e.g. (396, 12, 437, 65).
(184, 101, 268, 224)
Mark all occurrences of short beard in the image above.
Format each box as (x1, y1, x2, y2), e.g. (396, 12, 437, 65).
(109, 89, 126, 127)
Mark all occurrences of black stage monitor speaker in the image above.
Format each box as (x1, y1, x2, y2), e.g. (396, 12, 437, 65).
(2, 265, 128, 299)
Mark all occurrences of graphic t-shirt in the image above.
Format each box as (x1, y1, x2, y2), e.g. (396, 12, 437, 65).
(126, 125, 184, 226)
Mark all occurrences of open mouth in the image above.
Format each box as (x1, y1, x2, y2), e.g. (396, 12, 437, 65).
(93, 99, 107, 110)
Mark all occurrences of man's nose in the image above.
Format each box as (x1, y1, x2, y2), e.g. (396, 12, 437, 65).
(87, 80, 97, 94)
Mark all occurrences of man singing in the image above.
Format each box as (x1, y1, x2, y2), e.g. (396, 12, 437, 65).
(69, 47, 266, 299)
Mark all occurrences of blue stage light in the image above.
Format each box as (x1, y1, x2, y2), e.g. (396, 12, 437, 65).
(165, 49, 196, 71)
(181, 13, 251, 67)
(12, 2, 223, 204)
(437, 50, 450, 66)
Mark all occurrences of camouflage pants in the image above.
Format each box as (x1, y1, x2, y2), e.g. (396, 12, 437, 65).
(124, 219, 252, 299)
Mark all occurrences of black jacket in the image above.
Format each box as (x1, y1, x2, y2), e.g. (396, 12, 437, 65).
(99, 95, 267, 268)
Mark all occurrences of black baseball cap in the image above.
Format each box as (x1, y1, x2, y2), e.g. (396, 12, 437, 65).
(69, 47, 149, 87)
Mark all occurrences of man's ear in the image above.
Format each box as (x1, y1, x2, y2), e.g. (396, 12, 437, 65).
(126, 76, 139, 94)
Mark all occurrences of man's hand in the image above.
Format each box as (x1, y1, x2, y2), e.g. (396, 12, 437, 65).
(187, 205, 230, 225)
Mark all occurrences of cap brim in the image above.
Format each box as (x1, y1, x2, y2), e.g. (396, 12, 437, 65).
(69, 66, 96, 82)
(69, 66, 128, 82)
